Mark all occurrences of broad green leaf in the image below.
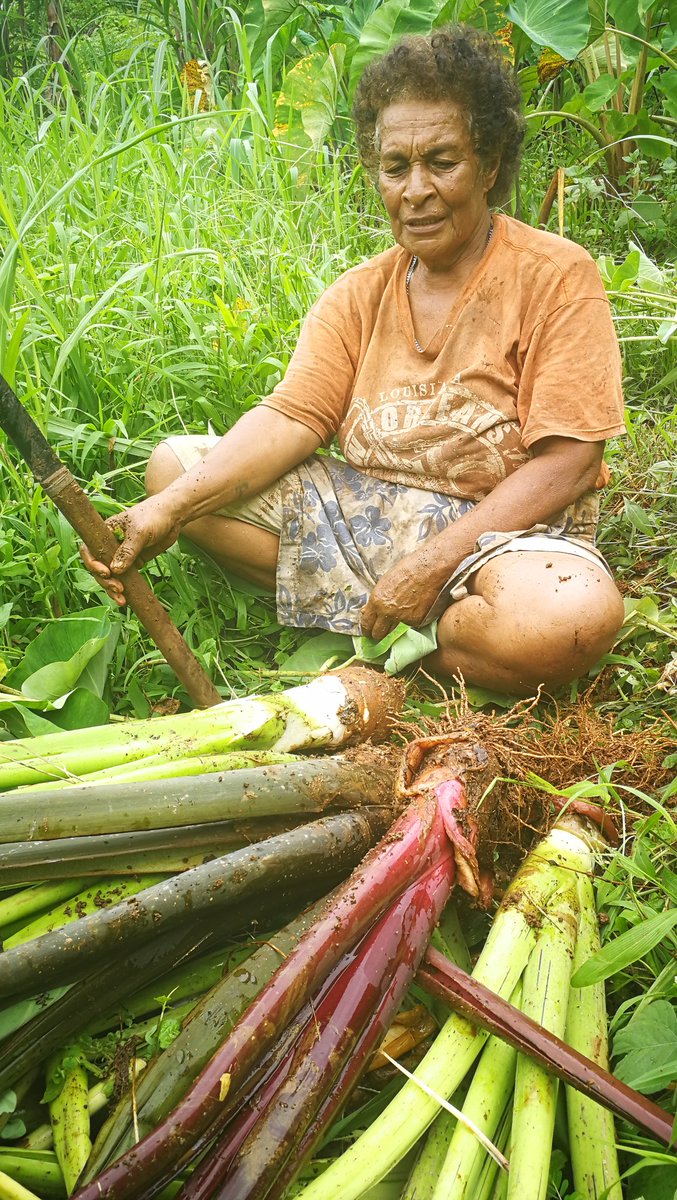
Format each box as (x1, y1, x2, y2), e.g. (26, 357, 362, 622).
(571, 908, 677, 986)
(13, 705, 65, 737)
(629, 240, 668, 293)
(19, 634, 111, 703)
(608, 0, 650, 39)
(623, 498, 656, 535)
(8, 608, 114, 703)
(244, 0, 302, 67)
(433, 0, 483, 23)
(274, 45, 346, 160)
(657, 311, 677, 344)
(49, 688, 110, 731)
(76, 620, 120, 699)
(517, 65, 540, 105)
(610, 249, 640, 291)
(0, 690, 59, 714)
(656, 68, 677, 118)
(625, 1161, 677, 1200)
(613, 1001, 677, 1094)
(587, 0, 607, 43)
(349, 0, 449, 93)
(506, 0, 591, 59)
(278, 631, 353, 673)
(582, 73, 621, 111)
(609, 111, 675, 161)
(0, 603, 12, 632)
(384, 623, 438, 674)
(349, 0, 414, 94)
(353, 622, 410, 663)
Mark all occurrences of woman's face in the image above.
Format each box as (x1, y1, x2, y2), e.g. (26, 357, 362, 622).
(377, 99, 498, 271)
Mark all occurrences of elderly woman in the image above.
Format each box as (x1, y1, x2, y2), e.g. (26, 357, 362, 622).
(84, 26, 626, 695)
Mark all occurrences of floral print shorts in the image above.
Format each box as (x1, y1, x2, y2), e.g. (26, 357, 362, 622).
(165, 438, 611, 637)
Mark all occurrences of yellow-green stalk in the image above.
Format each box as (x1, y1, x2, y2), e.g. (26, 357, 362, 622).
(402, 1109, 456, 1200)
(432, 986, 521, 1200)
(0, 881, 88, 938)
(0, 1152, 63, 1199)
(0, 670, 395, 790)
(506, 873, 579, 1200)
(0, 1170, 42, 1200)
(474, 1112, 511, 1200)
(4, 877, 165, 949)
(47, 1047, 91, 1195)
(23, 1062, 146, 1152)
(565, 873, 623, 1200)
(15, 750, 296, 791)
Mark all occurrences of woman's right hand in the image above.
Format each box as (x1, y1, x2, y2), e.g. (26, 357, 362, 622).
(80, 493, 184, 606)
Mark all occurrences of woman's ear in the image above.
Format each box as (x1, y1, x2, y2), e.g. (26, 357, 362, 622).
(482, 159, 500, 194)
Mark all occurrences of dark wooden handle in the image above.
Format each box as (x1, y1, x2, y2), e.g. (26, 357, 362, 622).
(0, 375, 221, 708)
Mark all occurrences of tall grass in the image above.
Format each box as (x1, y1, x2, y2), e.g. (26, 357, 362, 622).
(0, 48, 389, 694)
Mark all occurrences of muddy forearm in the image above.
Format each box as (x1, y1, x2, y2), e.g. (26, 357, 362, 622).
(162, 407, 322, 525)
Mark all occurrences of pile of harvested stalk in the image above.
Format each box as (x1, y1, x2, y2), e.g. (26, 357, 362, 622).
(0, 667, 673, 1200)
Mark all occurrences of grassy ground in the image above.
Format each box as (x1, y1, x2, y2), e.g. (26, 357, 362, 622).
(0, 50, 675, 1198)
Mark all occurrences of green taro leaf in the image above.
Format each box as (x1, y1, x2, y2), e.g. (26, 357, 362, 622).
(613, 1001, 677, 1094)
(571, 908, 677, 987)
(13, 705, 66, 737)
(587, 0, 607, 43)
(244, 0, 302, 67)
(349, 0, 449, 93)
(278, 631, 354, 673)
(353, 623, 411, 663)
(49, 688, 110, 730)
(507, 0, 591, 60)
(274, 45, 346, 159)
(582, 73, 622, 111)
(8, 607, 115, 703)
(608, 0, 649, 41)
(656, 69, 677, 118)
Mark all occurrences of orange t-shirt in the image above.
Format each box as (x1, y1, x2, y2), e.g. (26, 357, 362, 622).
(262, 214, 625, 501)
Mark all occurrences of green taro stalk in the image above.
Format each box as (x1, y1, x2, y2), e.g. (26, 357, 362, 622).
(0, 669, 401, 790)
(564, 873, 623, 1200)
(47, 1045, 92, 1196)
(506, 880, 579, 1200)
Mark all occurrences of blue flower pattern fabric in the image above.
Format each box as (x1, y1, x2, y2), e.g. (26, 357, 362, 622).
(163, 435, 605, 642)
(276, 455, 477, 634)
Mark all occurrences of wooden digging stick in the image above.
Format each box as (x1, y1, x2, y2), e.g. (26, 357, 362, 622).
(0, 374, 221, 708)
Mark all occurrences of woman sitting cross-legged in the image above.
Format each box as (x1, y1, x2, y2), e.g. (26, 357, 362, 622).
(82, 25, 626, 696)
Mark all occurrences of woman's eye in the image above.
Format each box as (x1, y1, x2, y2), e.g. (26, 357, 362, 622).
(433, 160, 457, 170)
(381, 163, 407, 177)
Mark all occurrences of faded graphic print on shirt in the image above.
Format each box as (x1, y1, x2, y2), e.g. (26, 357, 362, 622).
(340, 381, 530, 500)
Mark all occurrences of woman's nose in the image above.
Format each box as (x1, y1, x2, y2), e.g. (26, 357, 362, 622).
(402, 163, 435, 205)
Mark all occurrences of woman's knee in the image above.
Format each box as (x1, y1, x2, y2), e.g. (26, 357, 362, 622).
(437, 554, 625, 689)
(145, 441, 184, 496)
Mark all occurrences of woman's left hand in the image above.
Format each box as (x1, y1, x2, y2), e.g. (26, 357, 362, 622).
(360, 550, 447, 642)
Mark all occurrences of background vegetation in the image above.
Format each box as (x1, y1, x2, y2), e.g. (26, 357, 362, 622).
(0, 2, 674, 1196)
